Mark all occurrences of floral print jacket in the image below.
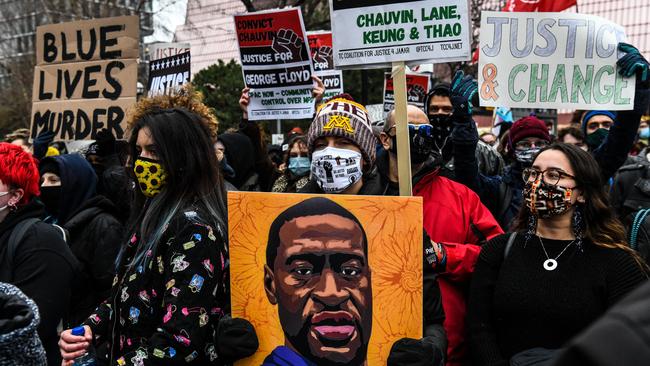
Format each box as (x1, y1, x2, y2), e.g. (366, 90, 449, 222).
(83, 207, 229, 366)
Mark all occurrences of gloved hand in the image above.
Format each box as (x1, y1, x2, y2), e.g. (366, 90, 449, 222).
(94, 128, 116, 157)
(617, 42, 650, 82)
(215, 315, 259, 363)
(32, 129, 55, 160)
(423, 230, 447, 273)
(388, 337, 445, 366)
(450, 70, 478, 118)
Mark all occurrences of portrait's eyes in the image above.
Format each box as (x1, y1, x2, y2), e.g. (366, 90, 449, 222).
(291, 263, 315, 278)
(341, 266, 360, 277)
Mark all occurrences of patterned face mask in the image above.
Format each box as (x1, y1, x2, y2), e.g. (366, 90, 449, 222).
(514, 147, 541, 165)
(524, 179, 573, 219)
(134, 157, 168, 198)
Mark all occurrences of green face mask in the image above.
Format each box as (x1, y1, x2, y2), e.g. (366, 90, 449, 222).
(586, 128, 609, 150)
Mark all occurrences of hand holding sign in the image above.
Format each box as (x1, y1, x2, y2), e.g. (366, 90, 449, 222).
(617, 43, 650, 82)
(272, 29, 304, 62)
(450, 70, 477, 116)
(312, 75, 325, 103)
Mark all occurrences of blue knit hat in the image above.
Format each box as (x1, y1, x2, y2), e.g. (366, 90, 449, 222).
(582, 110, 616, 134)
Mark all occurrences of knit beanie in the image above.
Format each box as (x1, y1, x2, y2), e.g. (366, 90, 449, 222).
(307, 96, 377, 166)
(0, 282, 46, 366)
(508, 116, 551, 151)
(581, 110, 616, 134)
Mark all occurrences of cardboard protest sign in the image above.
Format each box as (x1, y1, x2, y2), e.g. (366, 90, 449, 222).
(147, 51, 191, 97)
(31, 15, 139, 140)
(234, 8, 315, 120)
(229, 192, 423, 366)
(329, 0, 472, 69)
(383, 72, 430, 113)
(149, 42, 191, 61)
(308, 31, 345, 101)
(479, 12, 634, 110)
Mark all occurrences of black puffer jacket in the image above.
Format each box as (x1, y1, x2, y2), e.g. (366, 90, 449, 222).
(63, 195, 124, 328)
(0, 200, 77, 366)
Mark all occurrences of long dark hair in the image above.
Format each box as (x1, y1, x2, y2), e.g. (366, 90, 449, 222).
(513, 143, 648, 272)
(123, 107, 227, 270)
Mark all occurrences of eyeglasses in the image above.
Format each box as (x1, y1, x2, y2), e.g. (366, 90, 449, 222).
(515, 140, 549, 150)
(522, 167, 576, 186)
(387, 124, 435, 137)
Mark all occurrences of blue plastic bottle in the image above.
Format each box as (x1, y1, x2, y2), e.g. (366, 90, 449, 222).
(71, 326, 97, 366)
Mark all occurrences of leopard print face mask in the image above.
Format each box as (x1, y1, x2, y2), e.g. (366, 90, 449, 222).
(134, 157, 167, 198)
(524, 179, 573, 219)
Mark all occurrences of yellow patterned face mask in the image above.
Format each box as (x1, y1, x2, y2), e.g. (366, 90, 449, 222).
(134, 157, 167, 198)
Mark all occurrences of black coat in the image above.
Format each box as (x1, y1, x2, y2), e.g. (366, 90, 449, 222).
(0, 200, 77, 366)
(63, 195, 124, 328)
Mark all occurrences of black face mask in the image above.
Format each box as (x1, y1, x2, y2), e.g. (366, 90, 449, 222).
(40, 186, 62, 217)
(429, 114, 453, 148)
(389, 128, 435, 164)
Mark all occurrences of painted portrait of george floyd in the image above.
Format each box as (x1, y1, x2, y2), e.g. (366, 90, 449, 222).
(228, 192, 423, 366)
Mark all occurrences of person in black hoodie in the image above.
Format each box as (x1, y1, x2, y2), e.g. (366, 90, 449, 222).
(39, 154, 124, 329)
(0, 142, 76, 366)
(217, 132, 261, 191)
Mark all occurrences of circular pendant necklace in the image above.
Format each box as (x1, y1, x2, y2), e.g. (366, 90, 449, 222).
(538, 236, 574, 271)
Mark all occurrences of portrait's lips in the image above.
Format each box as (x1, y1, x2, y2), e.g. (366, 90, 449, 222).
(311, 311, 356, 342)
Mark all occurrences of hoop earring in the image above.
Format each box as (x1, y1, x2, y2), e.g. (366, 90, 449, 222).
(8, 202, 17, 211)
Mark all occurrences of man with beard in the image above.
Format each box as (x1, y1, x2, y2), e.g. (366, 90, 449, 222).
(263, 197, 372, 366)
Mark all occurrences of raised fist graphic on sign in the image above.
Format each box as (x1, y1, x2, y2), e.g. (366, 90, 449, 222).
(272, 29, 304, 63)
(408, 84, 426, 102)
(313, 46, 332, 70)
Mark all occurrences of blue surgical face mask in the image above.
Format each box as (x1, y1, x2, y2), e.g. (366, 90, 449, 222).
(288, 156, 310, 177)
(640, 127, 650, 139)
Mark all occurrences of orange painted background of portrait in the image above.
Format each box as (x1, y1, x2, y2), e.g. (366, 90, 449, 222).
(228, 192, 423, 366)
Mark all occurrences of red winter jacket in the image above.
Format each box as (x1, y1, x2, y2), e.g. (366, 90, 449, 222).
(414, 170, 503, 366)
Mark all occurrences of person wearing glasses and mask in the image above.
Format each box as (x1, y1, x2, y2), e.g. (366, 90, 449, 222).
(467, 143, 648, 366)
(271, 135, 311, 193)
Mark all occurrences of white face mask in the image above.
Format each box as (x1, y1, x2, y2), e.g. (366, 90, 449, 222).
(311, 147, 363, 194)
(0, 191, 10, 212)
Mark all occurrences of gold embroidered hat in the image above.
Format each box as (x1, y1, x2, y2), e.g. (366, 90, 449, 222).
(307, 96, 377, 166)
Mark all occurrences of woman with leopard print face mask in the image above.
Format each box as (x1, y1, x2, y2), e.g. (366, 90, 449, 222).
(467, 143, 648, 366)
(59, 91, 258, 366)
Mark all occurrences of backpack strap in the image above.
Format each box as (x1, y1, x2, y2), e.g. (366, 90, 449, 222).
(504, 232, 518, 259)
(630, 209, 650, 251)
(3, 218, 40, 280)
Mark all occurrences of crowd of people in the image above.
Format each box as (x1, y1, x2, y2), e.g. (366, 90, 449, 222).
(1, 41, 650, 366)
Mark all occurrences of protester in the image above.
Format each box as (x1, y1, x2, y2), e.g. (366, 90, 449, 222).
(39, 153, 124, 329)
(468, 143, 648, 366)
(59, 94, 256, 365)
(3, 128, 32, 152)
(557, 126, 588, 151)
(271, 135, 311, 193)
(300, 96, 448, 366)
(85, 129, 133, 223)
(217, 132, 262, 191)
(424, 82, 505, 178)
(0, 142, 77, 366)
(479, 132, 497, 147)
(0, 282, 47, 366)
(378, 102, 503, 366)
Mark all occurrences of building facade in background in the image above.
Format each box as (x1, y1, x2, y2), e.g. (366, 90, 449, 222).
(0, 0, 153, 84)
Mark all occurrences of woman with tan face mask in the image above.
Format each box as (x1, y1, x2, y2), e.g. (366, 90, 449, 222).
(468, 143, 648, 366)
